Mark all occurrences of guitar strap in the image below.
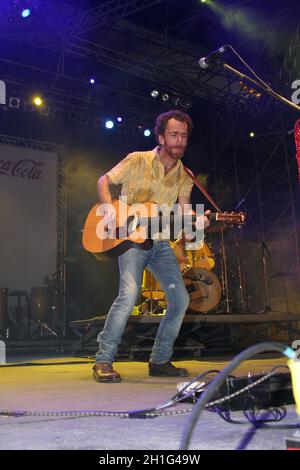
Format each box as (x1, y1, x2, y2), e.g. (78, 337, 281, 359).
(183, 166, 222, 212)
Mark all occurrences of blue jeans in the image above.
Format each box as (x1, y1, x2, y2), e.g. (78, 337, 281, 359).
(96, 241, 190, 364)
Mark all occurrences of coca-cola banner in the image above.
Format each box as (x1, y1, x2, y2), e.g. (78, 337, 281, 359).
(0, 144, 57, 291)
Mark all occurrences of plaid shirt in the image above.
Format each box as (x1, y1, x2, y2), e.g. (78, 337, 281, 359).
(106, 147, 194, 206)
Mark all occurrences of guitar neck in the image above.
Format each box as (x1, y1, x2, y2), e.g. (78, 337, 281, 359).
(137, 212, 245, 226)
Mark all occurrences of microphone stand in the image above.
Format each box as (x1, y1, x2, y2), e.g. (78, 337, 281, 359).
(219, 227, 231, 313)
(235, 199, 272, 313)
(232, 198, 248, 313)
(261, 241, 272, 313)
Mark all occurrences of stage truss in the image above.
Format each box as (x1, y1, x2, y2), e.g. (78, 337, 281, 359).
(205, 104, 300, 316)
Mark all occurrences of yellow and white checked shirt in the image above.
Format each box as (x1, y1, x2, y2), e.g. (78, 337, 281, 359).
(106, 147, 194, 206)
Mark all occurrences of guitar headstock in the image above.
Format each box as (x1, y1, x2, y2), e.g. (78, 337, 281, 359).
(215, 212, 246, 225)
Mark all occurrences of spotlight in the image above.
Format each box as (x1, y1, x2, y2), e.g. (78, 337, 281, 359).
(21, 8, 31, 18)
(162, 93, 169, 102)
(250, 132, 255, 138)
(144, 129, 151, 137)
(9, 97, 21, 109)
(33, 96, 43, 107)
(89, 78, 95, 84)
(117, 116, 123, 122)
(105, 120, 114, 129)
(151, 90, 159, 98)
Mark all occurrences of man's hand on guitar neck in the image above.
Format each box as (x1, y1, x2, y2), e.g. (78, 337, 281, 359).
(183, 209, 211, 240)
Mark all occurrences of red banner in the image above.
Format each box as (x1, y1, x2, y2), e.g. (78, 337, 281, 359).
(294, 119, 300, 183)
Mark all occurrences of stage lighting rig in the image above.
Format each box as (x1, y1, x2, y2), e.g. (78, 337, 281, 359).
(8, 1, 40, 22)
(8, 97, 21, 109)
(105, 119, 114, 130)
(33, 96, 43, 106)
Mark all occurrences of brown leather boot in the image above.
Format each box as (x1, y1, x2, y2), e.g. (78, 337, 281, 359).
(93, 362, 121, 383)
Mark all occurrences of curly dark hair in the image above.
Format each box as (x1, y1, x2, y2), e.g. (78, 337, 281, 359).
(154, 110, 193, 143)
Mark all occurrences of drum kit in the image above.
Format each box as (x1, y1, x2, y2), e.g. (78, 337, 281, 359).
(0, 276, 60, 340)
(138, 240, 223, 315)
(133, 213, 250, 315)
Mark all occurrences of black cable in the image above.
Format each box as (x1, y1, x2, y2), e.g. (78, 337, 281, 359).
(227, 45, 274, 94)
(179, 342, 294, 450)
(243, 407, 287, 425)
(213, 407, 247, 425)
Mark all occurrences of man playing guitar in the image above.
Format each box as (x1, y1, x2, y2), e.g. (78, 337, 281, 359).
(92, 110, 210, 382)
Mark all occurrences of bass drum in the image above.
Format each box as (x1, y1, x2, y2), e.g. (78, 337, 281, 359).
(171, 240, 215, 272)
(29, 287, 48, 321)
(183, 268, 221, 312)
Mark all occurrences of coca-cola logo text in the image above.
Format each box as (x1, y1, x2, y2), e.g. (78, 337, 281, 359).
(0, 159, 45, 179)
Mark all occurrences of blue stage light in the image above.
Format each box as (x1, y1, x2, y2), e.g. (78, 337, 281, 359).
(144, 129, 151, 137)
(21, 8, 31, 18)
(89, 78, 95, 84)
(105, 120, 114, 129)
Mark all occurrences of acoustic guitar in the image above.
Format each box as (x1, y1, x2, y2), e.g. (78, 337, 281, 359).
(82, 199, 246, 260)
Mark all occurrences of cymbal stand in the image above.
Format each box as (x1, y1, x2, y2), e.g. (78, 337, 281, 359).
(233, 231, 247, 313)
(139, 273, 162, 315)
(37, 320, 59, 337)
(261, 241, 271, 312)
(219, 228, 231, 313)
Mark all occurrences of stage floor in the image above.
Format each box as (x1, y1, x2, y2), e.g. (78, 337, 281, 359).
(0, 354, 298, 450)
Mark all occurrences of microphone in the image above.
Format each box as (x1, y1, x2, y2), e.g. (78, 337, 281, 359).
(199, 45, 228, 69)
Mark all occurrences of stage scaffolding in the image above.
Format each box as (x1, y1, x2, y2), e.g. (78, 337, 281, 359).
(205, 105, 300, 318)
